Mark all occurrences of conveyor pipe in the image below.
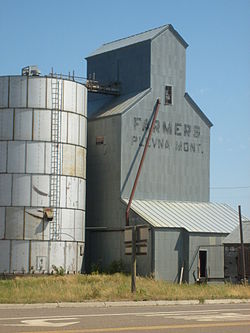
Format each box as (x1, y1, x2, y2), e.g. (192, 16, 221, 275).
(125, 98, 161, 226)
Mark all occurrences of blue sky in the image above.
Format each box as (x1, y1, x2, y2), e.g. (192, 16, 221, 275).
(1, 0, 249, 216)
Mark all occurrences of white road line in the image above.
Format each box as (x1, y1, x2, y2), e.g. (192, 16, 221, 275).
(144, 312, 250, 322)
(0, 308, 249, 322)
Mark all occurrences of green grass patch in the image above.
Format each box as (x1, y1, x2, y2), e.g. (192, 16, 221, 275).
(0, 274, 249, 304)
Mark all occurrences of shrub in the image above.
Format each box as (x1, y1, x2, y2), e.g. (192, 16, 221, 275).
(52, 265, 65, 276)
(107, 260, 125, 274)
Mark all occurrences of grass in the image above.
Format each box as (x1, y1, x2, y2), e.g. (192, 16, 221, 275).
(0, 273, 249, 304)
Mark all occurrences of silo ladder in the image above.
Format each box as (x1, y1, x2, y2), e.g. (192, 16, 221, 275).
(50, 79, 62, 240)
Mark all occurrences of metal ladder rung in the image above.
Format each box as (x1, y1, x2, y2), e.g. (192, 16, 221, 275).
(50, 78, 62, 241)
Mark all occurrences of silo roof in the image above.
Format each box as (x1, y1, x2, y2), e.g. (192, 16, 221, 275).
(223, 221, 250, 244)
(122, 199, 249, 234)
(86, 24, 188, 58)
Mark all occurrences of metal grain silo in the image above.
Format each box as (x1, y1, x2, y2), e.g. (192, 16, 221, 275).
(0, 67, 87, 274)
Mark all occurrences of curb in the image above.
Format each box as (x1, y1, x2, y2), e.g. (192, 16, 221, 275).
(0, 299, 250, 309)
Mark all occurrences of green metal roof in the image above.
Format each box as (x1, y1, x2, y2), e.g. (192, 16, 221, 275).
(223, 221, 250, 244)
(184, 93, 213, 128)
(89, 89, 151, 119)
(86, 24, 188, 58)
(122, 199, 249, 234)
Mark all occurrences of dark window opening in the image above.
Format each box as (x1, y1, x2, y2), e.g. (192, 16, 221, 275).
(199, 250, 207, 278)
(165, 85, 172, 105)
(96, 136, 104, 145)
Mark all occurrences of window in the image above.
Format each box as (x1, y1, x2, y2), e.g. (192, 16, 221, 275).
(165, 85, 173, 105)
(96, 136, 105, 145)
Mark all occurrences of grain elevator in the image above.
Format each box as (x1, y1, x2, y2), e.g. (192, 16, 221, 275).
(85, 25, 245, 282)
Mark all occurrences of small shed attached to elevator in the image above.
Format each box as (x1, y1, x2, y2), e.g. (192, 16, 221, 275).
(223, 221, 250, 283)
(124, 200, 245, 283)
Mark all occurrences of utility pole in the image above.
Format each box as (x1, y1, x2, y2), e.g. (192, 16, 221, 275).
(238, 205, 246, 284)
(131, 225, 136, 293)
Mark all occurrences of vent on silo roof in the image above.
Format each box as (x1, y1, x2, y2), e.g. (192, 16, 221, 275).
(21, 65, 41, 76)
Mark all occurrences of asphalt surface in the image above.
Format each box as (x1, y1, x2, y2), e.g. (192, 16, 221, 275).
(0, 301, 250, 333)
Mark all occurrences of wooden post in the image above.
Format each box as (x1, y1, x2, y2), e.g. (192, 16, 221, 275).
(179, 262, 184, 285)
(238, 205, 246, 284)
(131, 225, 136, 293)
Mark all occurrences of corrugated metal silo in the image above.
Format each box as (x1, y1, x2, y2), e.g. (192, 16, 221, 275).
(0, 68, 87, 273)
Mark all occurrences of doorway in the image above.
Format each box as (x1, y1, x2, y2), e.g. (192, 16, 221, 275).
(199, 250, 207, 278)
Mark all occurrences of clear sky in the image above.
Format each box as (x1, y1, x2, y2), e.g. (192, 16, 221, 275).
(1, 0, 249, 217)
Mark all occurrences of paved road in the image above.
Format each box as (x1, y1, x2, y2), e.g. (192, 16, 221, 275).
(0, 302, 250, 333)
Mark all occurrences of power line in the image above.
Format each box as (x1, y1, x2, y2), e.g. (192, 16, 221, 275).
(210, 186, 250, 190)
